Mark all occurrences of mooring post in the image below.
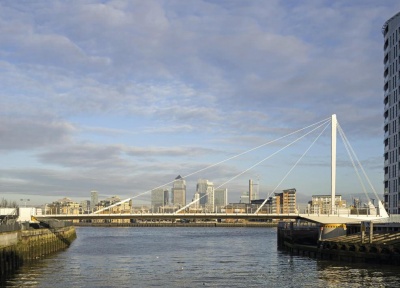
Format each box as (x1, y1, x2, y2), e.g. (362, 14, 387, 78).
(361, 222, 365, 244)
(369, 221, 373, 244)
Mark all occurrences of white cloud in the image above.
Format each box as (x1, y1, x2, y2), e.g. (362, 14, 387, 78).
(0, 0, 398, 203)
(0, 116, 75, 150)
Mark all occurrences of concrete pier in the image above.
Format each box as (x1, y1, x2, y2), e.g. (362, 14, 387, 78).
(277, 221, 400, 265)
(0, 226, 76, 277)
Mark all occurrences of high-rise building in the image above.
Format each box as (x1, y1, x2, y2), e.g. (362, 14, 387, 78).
(172, 175, 186, 208)
(196, 179, 215, 212)
(249, 179, 253, 203)
(90, 190, 98, 211)
(383, 12, 400, 214)
(192, 192, 200, 210)
(214, 188, 228, 213)
(151, 187, 169, 212)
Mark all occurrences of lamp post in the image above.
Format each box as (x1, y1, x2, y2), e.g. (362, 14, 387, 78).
(20, 198, 30, 208)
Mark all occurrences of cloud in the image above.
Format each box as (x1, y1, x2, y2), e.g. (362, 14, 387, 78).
(0, 116, 75, 150)
(37, 143, 222, 168)
(0, 0, 398, 203)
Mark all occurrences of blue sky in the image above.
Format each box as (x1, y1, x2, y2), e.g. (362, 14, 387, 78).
(1, 0, 399, 206)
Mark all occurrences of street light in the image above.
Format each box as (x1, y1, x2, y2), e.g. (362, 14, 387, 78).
(20, 199, 30, 207)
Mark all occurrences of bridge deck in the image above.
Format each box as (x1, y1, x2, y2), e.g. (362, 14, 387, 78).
(35, 213, 387, 224)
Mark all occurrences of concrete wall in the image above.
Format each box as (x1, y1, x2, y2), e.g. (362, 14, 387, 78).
(0, 232, 18, 247)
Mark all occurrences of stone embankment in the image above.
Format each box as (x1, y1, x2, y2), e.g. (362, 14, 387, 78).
(0, 225, 76, 277)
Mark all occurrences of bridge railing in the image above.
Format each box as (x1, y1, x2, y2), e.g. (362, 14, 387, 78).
(0, 222, 21, 233)
(303, 206, 380, 217)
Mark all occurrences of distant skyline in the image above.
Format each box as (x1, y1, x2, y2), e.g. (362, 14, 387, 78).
(1, 1, 399, 206)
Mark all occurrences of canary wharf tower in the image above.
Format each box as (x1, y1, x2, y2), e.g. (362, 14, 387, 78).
(383, 12, 400, 214)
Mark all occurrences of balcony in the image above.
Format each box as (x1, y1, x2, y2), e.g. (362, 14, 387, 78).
(384, 103, 389, 111)
(385, 74, 389, 83)
(384, 81, 389, 91)
(384, 117, 389, 125)
(384, 131, 389, 139)
(384, 53, 389, 65)
(384, 188, 389, 195)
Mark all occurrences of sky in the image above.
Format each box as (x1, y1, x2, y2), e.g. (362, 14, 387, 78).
(1, 0, 399, 207)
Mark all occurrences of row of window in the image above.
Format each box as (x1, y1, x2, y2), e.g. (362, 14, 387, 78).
(387, 193, 399, 211)
(387, 178, 399, 193)
(388, 163, 397, 179)
(385, 25, 400, 49)
(384, 87, 399, 109)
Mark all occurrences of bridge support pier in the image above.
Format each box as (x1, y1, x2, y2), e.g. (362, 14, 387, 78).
(320, 224, 347, 240)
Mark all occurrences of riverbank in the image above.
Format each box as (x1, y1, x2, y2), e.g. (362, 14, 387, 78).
(0, 225, 76, 277)
(74, 221, 278, 228)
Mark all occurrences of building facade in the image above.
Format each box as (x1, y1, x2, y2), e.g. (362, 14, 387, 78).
(80, 200, 90, 214)
(90, 190, 99, 211)
(272, 188, 297, 214)
(196, 179, 215, 212)
(214, 188, 228, 213)
(172, 175, 186, 208)
(309, 195, 346, 214)
(383, 12, 400, 214)
(151, 188, 169, 212)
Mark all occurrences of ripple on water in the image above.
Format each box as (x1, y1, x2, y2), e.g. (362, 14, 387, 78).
(4, 227, 400, 287)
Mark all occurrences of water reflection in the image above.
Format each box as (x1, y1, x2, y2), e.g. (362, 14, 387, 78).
(4, 227, 400, 287)
(316, 261, 399, 288)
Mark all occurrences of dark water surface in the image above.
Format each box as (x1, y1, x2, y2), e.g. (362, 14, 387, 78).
(4, 227, 400, 287)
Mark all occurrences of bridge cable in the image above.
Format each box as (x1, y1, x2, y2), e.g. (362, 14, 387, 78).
(254, 120, 331, 214)
(337, 122, 383, 205)
(175, 119, 331, 214)
(94, 117, 331, 214)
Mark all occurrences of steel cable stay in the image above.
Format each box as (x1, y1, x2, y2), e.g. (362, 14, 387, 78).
(93, 117, 331, 214)
(175, 119, 331, 214)
(254, 120, 331, 214)
(337, 122, 383, 210)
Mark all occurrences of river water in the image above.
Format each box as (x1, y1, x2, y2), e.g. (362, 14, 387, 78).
(3, 227, 400, 287)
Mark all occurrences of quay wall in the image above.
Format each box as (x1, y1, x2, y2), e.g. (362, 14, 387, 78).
(0, 226, 76, 277)
(277, 222, 400, 266)
(282, 240, 400, 266)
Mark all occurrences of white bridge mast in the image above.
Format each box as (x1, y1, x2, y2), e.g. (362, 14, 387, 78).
(331, 114, 337, 214)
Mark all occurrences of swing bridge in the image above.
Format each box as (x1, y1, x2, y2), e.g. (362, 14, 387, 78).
(36, 115, 389, 226)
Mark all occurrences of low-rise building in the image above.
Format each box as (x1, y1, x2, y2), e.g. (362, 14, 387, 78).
(308, 195, 347, 214)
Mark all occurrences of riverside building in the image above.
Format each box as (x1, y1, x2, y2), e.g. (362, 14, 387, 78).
(383, 12, 400, 214)
(272, 188, 297, 214)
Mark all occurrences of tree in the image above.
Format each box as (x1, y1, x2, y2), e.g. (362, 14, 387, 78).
(0, 198, 19, 208)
